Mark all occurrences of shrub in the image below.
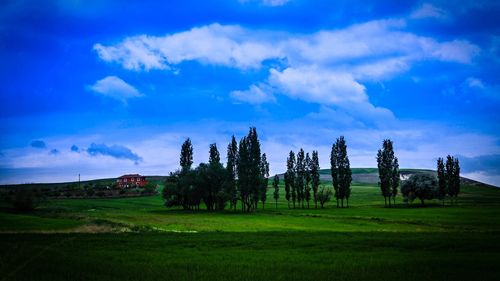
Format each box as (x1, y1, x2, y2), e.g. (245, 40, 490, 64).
(401, 174, 438, 205)
(8, 189, 44, 212)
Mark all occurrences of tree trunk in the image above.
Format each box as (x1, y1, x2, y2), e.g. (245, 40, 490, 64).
(421, 199, 425, 206)
(276, 200, 278, 209)
(384, 197, 387, 207)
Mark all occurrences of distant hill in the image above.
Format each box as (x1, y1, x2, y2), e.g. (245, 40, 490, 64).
(0, 169, 497, 190)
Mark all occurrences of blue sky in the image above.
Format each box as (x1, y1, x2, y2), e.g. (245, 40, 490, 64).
(1, 0, 500, 186)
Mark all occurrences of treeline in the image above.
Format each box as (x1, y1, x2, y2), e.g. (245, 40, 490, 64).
(162, 128, 269, 212)
(163, 128, 461, 211)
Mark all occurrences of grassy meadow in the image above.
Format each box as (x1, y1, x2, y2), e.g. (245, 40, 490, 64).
(1, 179, 500, 280)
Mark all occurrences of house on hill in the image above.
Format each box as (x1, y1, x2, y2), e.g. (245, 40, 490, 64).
(117, 174, 147, 188)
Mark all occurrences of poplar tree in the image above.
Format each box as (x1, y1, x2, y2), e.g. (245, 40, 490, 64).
(304, 152, 312, 208)
(237, 127, 263, 212)
(331, 136, 352, 208)
(180, 138, 193, 172)
(391, 157, 400, 205)
(273, 174, 280, 209)
(226, 136, 238, 210)
(285, 151, 296, 208)
(260, 153, 270, 209)
(310, 150, 320, 208)
(437, 157, 446, 203)
(296, 149, 306, 208)
(377, 139, 398, 207)
(445, 155, 460, 204)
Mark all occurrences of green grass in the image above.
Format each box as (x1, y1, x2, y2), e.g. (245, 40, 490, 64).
(1, 181, 500, 280)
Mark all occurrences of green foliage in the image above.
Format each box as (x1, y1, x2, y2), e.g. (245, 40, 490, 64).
(401, 174, 438, 205)
(272, 174, 280, 209)
(260, 153, 269, 208)
(295, 148, 305, 208)
(7, 189, 44, 212)
(437, 157, 446, 201)
(446, 155, 461, 202)
(330, 136, 352, 207)
(377, 139, 400, 207)
(180, 138, 193, 172)
(317, 186, 332, 208)
(226, 135, 239, 210)
(285, 150, 295, 208)
(310, 150, 320, 208)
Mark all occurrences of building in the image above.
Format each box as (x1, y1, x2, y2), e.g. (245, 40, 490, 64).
(116, 174, 147, 188)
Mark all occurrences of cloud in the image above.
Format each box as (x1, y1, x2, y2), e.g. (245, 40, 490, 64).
(70, 145, 80, 153)
(88, 76, 142, 104)
(94, 24, 281, 70)
(87, 143, 142, 164)
(465, 77, 486, 89)
(239, 0, 290, 6)
(269, 66, 367, 105)
(49, 149, 60, 155)
(94, 21, 479, 73)
(30, 140, 47, 149)
(230, 84, 276, 104)
(458, 154, 500, 174)
(411, 3, 449, 20)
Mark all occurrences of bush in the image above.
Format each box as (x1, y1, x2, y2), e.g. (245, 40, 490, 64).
(8, 189, 44, 212)
(96, 191, 105, 197)
(401, 174, 438, 205)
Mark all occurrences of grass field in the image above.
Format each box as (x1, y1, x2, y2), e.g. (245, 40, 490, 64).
(1, 180, 500, 280)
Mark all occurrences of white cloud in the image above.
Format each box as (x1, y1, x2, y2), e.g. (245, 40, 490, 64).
(411, 3, 449, 20)
(239, 0, 290, 7)
(230, 84, 276, 104)
(94, 21, 479, 74)
(268, 66, 367, 104)
(465, 77, 486, 89)
(89, 76, 142, 104)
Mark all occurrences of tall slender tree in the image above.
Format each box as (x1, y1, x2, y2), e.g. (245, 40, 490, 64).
(273, 174, 280, 209)
(391, 157, 400, 205)
(445, 155, 460, 204)
(296, 148, 305, 208)
(304, 152, 312, 208)
(260, 153, 270, 209)
(180, 138, 193, 172)
(437, 157, 446, 204)
(331, 136, 352, 208)
(377, 139, 398, 207)
(286, 151, 296, 208)
(310, 150, 320, 208)
(226, 136, 238, 210)
(237, 127, 263, 212)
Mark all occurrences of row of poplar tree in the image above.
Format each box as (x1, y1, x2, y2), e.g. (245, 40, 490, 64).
(163, 128, 461, 211)
(162, 127, 270, 212)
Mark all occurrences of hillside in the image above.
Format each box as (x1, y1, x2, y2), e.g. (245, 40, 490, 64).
(1, 168, 496, 190)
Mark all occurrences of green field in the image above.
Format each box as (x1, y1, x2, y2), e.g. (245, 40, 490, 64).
(1, 180, 500, 280)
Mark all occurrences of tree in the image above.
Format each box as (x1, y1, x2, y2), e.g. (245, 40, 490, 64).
(401, 174, 437, 206)
(273, 174, 280, 209)
(237, 127, 264, 212)
(317, 187, 332, 208)
(226, 135, 239, 210)
(209, 143, 220, 165)
(331, 136, 352, 208)
(391, 157, 400, 206)
(8, 188, 44, 212)
(304, 152, 312, 208)
(296, 149, 305, 208)
(310, 150, 320, 208)
(260, 153, 270, 209)
(180, 138, 193, 172)
(446, 155, 460, 204)
(377, 139, 399, 207)
(437, 157, 446, 203)
(286, 150, 296, 209)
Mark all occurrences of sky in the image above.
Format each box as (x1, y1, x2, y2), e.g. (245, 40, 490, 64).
(1, 0, 500, 186)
